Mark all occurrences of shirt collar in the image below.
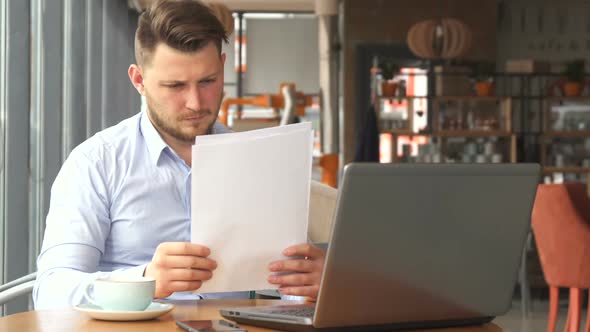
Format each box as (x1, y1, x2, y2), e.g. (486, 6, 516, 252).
(139, 111, 231, 166)
(139, 111, 168, 166)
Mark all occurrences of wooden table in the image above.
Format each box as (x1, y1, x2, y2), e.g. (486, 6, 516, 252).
(0, 299, 504, 332)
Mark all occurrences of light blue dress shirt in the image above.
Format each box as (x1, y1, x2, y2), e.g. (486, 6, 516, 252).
(33, 111, 253, 309)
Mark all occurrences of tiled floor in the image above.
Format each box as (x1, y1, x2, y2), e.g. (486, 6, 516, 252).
(493, 298, 587, 332)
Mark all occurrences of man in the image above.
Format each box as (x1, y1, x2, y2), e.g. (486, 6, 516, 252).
(33, 0, 325, 309)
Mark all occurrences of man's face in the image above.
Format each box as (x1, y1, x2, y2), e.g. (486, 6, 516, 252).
(138, 42, 225, 143)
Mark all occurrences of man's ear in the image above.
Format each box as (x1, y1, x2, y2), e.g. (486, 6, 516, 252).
(221, 52, 226, 66)
(128, 64, 146, 96)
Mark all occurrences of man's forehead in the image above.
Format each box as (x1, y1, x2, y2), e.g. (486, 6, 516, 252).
(152, 41, 219, 60)
(142, 42, 222, 78)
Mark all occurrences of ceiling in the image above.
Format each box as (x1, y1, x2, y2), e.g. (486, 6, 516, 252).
(203, 0, 315, 12)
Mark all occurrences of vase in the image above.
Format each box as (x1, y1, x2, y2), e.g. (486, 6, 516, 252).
(381, 81, 398, 97)
(474, 81, 494, 96)
(563, 82, 582, 97)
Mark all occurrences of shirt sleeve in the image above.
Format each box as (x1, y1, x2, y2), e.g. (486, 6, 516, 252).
(34, 245, 148, 309)
(33, 147, 144, 309)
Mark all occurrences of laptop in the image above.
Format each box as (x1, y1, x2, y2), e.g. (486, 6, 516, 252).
(221, 163, 540, 331)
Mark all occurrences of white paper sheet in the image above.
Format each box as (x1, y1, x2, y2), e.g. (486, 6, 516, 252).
(191, 122, 313, 293)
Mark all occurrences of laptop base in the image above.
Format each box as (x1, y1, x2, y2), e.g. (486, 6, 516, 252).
(221, 313, 494, 332)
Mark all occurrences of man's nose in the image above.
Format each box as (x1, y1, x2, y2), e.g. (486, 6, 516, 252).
(185, 86, 201, 111)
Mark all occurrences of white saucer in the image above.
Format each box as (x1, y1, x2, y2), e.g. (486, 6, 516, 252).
(74, 302, 174, 321)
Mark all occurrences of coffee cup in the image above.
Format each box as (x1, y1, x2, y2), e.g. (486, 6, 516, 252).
(84, 276, 155, 311)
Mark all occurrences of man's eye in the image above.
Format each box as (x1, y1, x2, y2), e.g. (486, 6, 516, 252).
(166, 84, 183, 89)
(200, 79, 215, 85)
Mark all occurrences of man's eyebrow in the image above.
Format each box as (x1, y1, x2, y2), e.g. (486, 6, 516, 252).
(159, 80, 186, 84)
(199, 73, 219, 80)
(159, 73, 220, 84)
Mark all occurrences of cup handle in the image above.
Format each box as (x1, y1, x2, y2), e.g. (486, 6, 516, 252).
(83, 282, 101, 307)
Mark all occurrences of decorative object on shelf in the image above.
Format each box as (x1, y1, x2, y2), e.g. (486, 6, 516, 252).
(434, 97, 511, 133)
(470, 62, 496, 97)
(434, 65, 472, 96)
(416, 141, 442, 163)
(505, 59, 550, 73)
(379, 111, 408, 131)
(396, 79, 407, 103)
(562, 59, 586, 97)
(375, 95, 426, 135)
(415, 136, 509, 164)
(546, 100, 590, 131)
(407, 18, 472, 59)
(378, 58, 400, 97)
(541, 98, 590, 177)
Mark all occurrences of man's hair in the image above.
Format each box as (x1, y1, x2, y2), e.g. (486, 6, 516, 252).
(135, 0, 229, 67)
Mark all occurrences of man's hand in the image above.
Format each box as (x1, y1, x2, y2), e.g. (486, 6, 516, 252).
(267, 243, 326, 300)
(144, 242, 217, 299)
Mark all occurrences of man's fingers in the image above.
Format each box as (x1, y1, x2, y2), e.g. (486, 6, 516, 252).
(279, 285, 320, 297)
(157, 242, 211, 257)
(282, 243, 324, 259)
(167, 268, 213, 282)
(267, 272, 317, 286)
(148, 242, 217, 299)
(267, 244, 325, 301)
(268, 259, 314, 273)
(153, 254, 217, 270)
(163, 280, 204, 293)
(154, 280, 204, 298)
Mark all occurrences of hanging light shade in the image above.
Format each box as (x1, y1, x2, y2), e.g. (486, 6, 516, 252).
(407, 18, 472, 59)
(208, 3, 235, 36)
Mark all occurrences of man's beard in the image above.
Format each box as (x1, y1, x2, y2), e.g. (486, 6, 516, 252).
(145, 93, 220, 143)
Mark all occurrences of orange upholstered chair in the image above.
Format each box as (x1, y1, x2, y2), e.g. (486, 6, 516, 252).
(531, 183, 590, 332)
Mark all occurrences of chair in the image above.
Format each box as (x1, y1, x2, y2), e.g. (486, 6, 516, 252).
(308, 180, 337, 243)
(0, 272, 36, 306)
(531, 183, 590, 332)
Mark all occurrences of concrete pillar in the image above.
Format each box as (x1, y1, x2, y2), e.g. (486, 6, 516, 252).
(315, 0, 339, 155)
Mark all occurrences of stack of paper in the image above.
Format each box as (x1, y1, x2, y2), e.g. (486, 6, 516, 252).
(191, 122, 313, 293)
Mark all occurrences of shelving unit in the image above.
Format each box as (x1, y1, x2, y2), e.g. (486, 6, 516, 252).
(368, 67, 590, 175)
(378, 95, 517, 164)
(542, 131, 590, 138)
(433, 130, 512, 138)
(542, 167, 590, 175)
(375, 95, 427, 163)
(375, 95, 428, 133)
(432, 96, 512, 131)
(540, 97, 590, 180)
(433, 97, 516, 163)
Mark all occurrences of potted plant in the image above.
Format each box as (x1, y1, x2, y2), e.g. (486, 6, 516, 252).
(470, 62, 496, 96)
(379, 59, 400, 97)
(563, 59, 585, 97)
